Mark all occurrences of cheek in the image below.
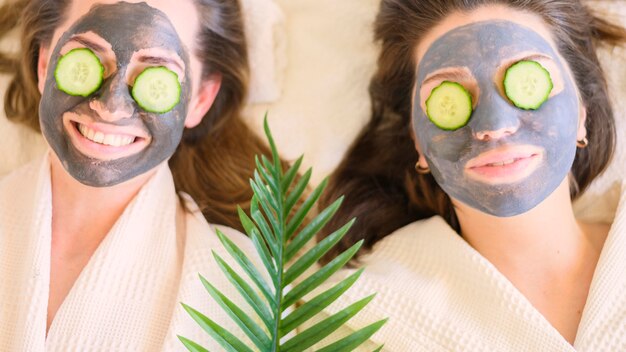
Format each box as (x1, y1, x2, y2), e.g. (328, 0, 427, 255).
(531, 92, 579, 143)
(40, 65, 86, 127)
(142, 77, 191, 130)
(146, 112, 183, 134)
(415, 113, 473, 163)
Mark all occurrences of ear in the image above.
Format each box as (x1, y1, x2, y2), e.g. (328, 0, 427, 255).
(184, 74, 222, 128)
(577, 102, 587, 141)
(37, 45, 51, 94)
(409, 117, 430, 169)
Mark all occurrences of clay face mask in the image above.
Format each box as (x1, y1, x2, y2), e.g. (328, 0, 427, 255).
(412, 21, 580, 216)
(39, 2, 192, 187)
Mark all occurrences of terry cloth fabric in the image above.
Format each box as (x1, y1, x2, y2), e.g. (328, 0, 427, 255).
(312, 183, 626, 351)
(0, 152, 262, 351)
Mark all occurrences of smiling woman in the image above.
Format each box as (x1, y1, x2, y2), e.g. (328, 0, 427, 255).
(0, 0, 271, 350)
(315, 0, 626, 351)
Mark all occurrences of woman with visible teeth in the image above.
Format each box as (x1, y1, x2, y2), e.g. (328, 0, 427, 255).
(310, 0, 626, 351)
(0, 0, 273, 350)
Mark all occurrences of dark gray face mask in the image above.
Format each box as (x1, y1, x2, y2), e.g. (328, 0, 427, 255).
(412, 21, 580, 217)
(39, 1, 192, 187)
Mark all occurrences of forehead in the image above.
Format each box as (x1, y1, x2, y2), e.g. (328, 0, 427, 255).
(50, 0, 198, 53)
(68, 2, 184, 53)
(418, 21, 557, 76)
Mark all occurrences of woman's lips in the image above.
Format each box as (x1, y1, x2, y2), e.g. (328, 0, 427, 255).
(464, 145, 544, 184)
(63, 113, 151, 161)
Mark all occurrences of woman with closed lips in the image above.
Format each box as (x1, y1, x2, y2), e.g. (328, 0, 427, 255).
(417, 53, 564, 186)
(314, 1, 626, 350)
(412, 19, 582, 216)
(0, 0, 274, 350)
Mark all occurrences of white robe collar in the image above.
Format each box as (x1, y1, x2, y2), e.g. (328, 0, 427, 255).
(1, 152, 264, 351)
(0, 153, 192, 351)
(324, 182, 626, 351)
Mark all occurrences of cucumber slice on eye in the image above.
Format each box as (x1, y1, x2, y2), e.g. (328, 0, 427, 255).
(54, 48, 104, 97)
(504, 60, 553, 110)
(131, 66, 181, 114)
(425, 81, 473, 131)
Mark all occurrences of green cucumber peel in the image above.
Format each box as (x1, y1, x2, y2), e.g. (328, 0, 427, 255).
(54, 48, 104, 97)
(425, 81, 473, 131)
(131, 66, 181, 114)
(504, 60, 553, 110)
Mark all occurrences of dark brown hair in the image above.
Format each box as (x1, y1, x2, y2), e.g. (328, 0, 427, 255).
(319, 0, 626, 263)
(0, 0, 273, 231)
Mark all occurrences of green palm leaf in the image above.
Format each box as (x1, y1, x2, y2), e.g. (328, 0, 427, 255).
(181, 116, 385, 351)
(177, 335, 210, 352)
(280, 295, 376, 352)
(212, 253, 274, 331)
(181, 303, 254, 352)
(315, 320, 389, 352)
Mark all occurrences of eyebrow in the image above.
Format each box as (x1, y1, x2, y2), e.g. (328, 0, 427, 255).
(500, 53, 554, 68)
(136, 55, 184, 72)
(422, 70, 473, 86)
(68, 35, 107, 53)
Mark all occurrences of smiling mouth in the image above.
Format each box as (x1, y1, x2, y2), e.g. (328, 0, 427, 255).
(63, 114, 151, 161)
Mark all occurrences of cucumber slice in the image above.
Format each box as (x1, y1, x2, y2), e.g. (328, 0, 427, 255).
(131, 66, 181, 114)
(54, 48, 104, 97)
(504, 60, 553, 110)
(425, 81, 473, 131)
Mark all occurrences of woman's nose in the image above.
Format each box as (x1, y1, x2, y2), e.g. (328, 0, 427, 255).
(89, 73, 134, 122)
(470, 92, 520, 141)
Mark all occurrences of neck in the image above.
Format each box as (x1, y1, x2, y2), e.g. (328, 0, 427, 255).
(454, 177, 612, 344)
(49, 152, 155, 245)
(455, 178, 596, 273)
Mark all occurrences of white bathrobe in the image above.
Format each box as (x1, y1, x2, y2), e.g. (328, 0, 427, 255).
(315, 183, 626, 351)
(0, 153, 261, 351)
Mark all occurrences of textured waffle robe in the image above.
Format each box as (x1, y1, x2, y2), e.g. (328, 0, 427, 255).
(0, 152, 259, 351)
(315, 183, 626, 351)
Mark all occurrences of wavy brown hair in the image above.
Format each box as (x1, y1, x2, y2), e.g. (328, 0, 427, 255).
(0, 0, 273, 231)
(319, 0, 626, 263)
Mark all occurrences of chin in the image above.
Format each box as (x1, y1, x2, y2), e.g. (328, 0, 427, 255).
(67, 166, 135, 188)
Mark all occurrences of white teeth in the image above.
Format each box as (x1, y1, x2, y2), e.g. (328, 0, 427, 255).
(76, 123, 136, 147)
(488, 158, 517, 167)
(103, 134, 116, 146)
(94, 131, 105, 144)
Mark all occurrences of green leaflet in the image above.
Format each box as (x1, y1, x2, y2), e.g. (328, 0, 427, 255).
(281, 268, 365, 335)
(180, 115, 386, 351)
(181, 303, 254, 352)
(280, 295, 376, 352)
(177, 336, 210, 352)
(316, 319, 389, 352)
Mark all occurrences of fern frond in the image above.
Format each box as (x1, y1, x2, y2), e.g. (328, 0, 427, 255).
(181, 116, 386, 351)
